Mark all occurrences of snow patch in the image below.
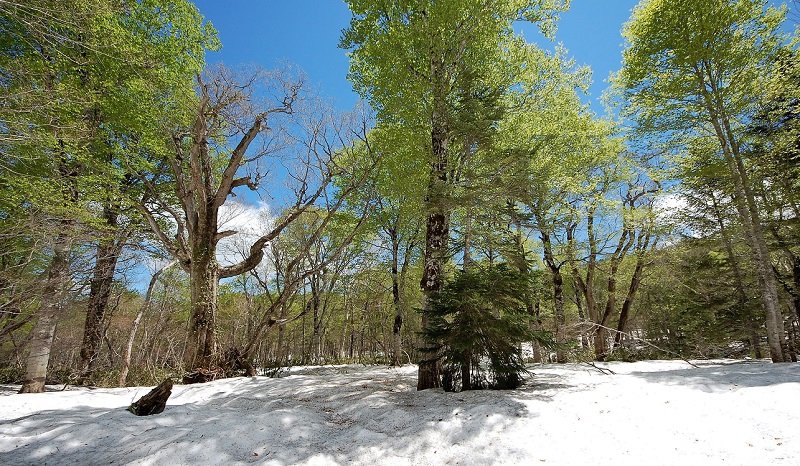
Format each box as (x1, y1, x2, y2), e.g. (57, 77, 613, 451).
(1, 360, 798, 465)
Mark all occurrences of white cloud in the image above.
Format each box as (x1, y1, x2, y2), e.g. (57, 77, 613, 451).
(217, 200, 275, 267)
(654, 192, 687, 223)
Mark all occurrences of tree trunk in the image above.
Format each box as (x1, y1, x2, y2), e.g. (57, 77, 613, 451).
(541, 231, 567, 363)
(721, 151, 786, 362)
(595, 260, 623, 361)
(568, 216, 599, 352)
(696, 74, 786, 362)
(709, 192, 762, 359)
(79, 211, 125, 382)
(391, 236, 403, 366)
(575, 290, 590, 350)
(418, 111, 449, 390)
(614, 241, 648, 349)
(461, 350, 471, 391)
(19, 231, 72, 394)
(793, 256, 800, 324)
(310, 275, 322, 363)
(530, 299, 544, 363)
(128, 378, 173, 416)
(418, 208, 448, 389)
(185, 252, 219, 370)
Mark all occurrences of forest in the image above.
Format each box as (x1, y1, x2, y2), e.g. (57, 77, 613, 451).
(1, 0, 799, 396)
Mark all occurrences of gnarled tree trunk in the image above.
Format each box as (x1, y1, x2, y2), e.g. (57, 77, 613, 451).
(185, 251, 219, 370)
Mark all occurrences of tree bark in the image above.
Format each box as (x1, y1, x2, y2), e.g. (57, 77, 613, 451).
(390, 234, 403, 366)
(19, 230, 72, 394)
(128, 378, 173, 416)
(614, 232, 651, 348)
(540, 231, 566, 363)
(567, 216, 600, 358)
(709, 191, 763, 359)
(79, 206, 125, 382)
(418, 107, 450, 390)
(185, 251, 219, 370)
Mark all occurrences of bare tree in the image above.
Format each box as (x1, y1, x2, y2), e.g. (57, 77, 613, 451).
(118, 259, 177, 387)
(137, 65, 377, 372)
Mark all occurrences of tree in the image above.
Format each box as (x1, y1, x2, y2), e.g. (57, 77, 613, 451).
(138, 66, 377, 371)
(342, 0, 569, 390)
(615, 0, 791, 361)
(76, 0, 218, 383)
(495, 44, 603, 361)
(353, 127, 426, 366)
(420, 264, 544, 391)
(1, 0, 216, 392)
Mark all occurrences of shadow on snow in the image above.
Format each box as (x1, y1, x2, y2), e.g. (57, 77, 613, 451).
(0, 366, 563, 465)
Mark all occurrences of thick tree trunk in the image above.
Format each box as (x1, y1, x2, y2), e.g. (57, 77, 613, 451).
(418, 207, 448, 390)
(185, 252, 219, 370)
(79, 214, 124, 382)
(418, 110, 449, 390)
(19, 232, 72, 394)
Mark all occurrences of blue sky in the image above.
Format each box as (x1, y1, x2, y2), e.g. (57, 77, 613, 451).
(191, 0, 642, 115)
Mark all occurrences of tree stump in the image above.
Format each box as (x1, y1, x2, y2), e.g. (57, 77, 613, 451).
(128, 378, 173, 416)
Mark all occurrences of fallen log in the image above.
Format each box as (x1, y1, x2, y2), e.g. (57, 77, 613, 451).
(182, 367, 224, 384)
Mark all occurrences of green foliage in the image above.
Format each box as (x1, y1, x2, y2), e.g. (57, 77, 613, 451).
(342, 0, 568, 122)
(419, 264, 549, 391)
(629, 239, 764, 359)
(0, 365, 24, 384)
(615, 0, 787, 147)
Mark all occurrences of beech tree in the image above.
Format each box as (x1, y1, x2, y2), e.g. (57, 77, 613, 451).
(497, 44, 600, 361)
(615, 0, 791, 361)
(1, 0, 216, 392)
(138, 66, 377, 371)
(342, 0, 569, 390)
(76, 0, 218, 383)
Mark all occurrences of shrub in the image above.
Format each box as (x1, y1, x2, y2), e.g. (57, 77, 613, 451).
(420, 264, 551, 391)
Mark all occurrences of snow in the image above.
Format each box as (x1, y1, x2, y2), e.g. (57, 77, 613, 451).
(1, 360, 799, 465)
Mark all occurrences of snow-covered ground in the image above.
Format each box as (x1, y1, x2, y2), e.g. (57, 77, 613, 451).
(1, 359, 798, 465)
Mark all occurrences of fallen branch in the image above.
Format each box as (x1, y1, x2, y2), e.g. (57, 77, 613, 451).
(586, 322, 700, 369)
(584, 362, 615, 375)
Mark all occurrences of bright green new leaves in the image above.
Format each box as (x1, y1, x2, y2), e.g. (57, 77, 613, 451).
(0, 0, 219, 221)
(615, 0, 793, 362)
(341, 0, 569, 127)
(615, 0, 786, 143)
